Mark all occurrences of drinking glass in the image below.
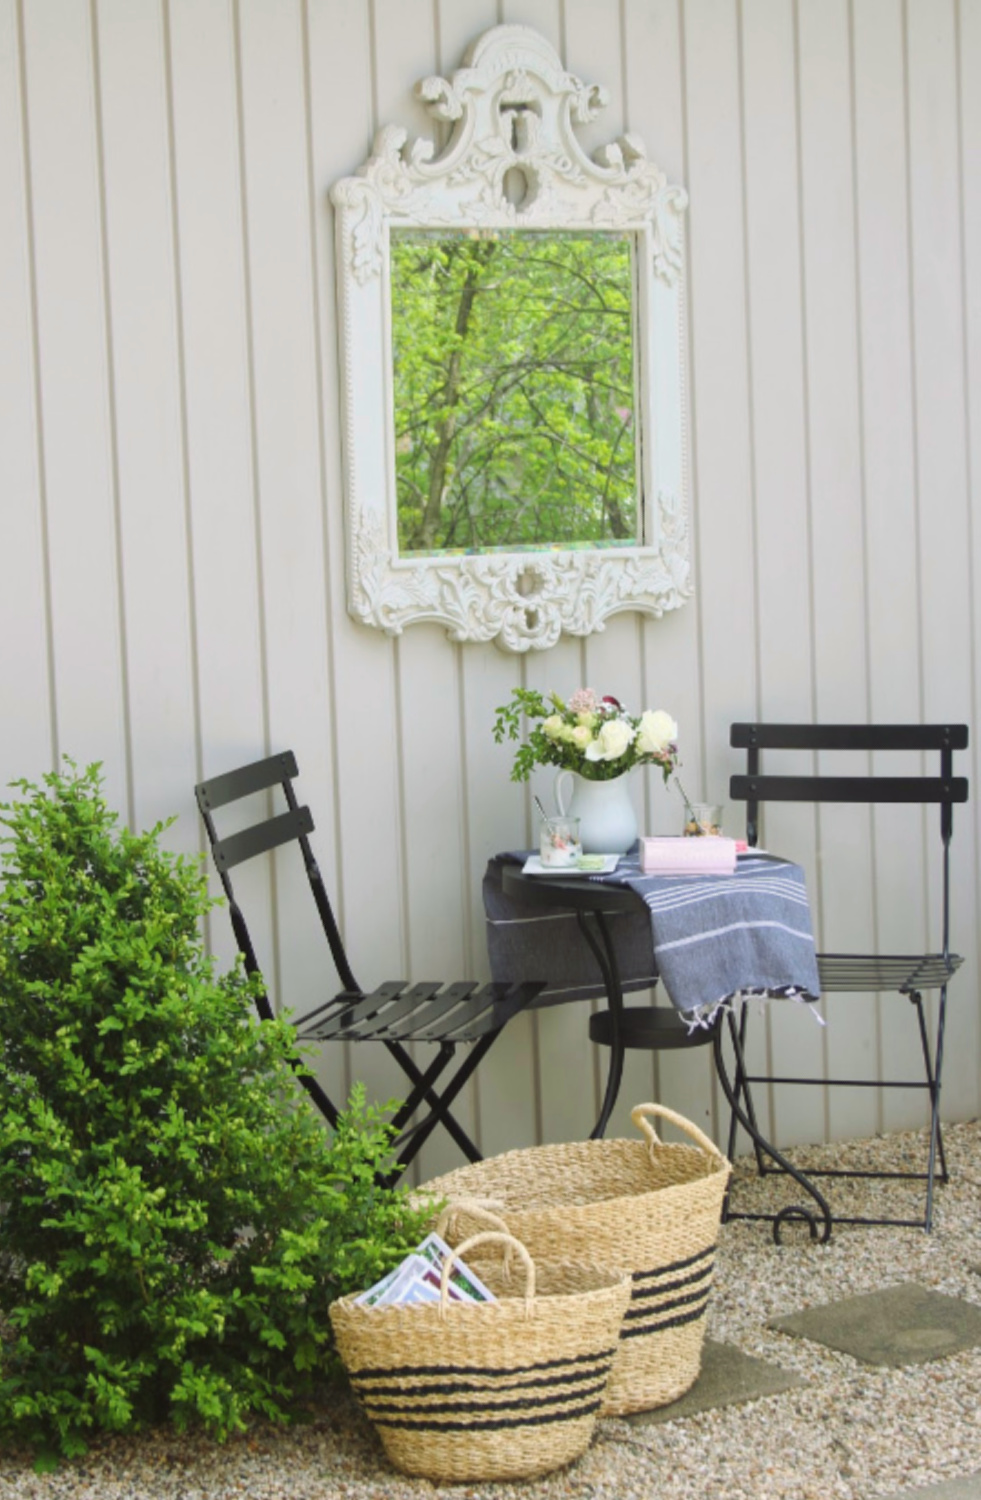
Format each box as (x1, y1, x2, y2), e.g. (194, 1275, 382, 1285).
(683, 803, 724, 837)
(540, 816, 582, 867)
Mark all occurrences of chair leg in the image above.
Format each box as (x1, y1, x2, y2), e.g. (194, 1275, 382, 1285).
(923, 983, 950, 1233)
(910, 988, 949, 1187)
(383, 1041, 483, 1164)
(386, 1032, 505, 1179)
(285, 1046, 342, 1129)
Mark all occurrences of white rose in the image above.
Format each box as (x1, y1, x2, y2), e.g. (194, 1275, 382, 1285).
(585, 717, 634, 762)
(636, 710, 678, 755)
(570, 724, 593, 750)
(542, 715, 564, 740)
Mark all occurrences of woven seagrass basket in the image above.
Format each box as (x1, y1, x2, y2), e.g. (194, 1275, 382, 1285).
(415, 1103, 731, 1416)
(329, 1231, 631, 1483)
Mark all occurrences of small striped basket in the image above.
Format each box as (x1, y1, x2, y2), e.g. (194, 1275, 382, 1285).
(415, 1103, 731, 1416)
(329, 1232, 631, 1483)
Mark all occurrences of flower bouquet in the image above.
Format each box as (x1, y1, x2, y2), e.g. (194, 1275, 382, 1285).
(492, 688, 679, 784)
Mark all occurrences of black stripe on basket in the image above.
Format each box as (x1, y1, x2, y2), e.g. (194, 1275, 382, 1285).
(371, 1397, 604, 1434)
(631, 1263, 713, 1301)
(350, 1345, 620, 1385)
(624, 1283, 711, 1324)
(359, 1376, 610, 1422)
(630, 1272, 714, 1320)
(629, 1262, 714, 1307)
(621, 1295, 711, 1340)
(355, 1359, 614, 1401)
(631, 1245, 715, 1287)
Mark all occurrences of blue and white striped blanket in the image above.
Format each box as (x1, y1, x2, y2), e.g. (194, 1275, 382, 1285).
(483, 850, 821, 1027)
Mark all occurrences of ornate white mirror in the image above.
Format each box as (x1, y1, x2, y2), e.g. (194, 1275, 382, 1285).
(331, 23, 690, 652)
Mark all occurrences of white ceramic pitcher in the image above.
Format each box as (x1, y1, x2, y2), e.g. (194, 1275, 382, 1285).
(554, 770, 638, 855)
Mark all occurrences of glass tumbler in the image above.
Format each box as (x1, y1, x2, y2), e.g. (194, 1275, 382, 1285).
(684, 803, 724, 837)
(540, 816, 582, 868)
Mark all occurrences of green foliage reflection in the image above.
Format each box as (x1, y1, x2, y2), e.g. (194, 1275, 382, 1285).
(391, 229, 639, 554)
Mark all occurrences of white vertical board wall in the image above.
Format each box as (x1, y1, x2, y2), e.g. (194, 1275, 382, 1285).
(2, 0, 979, 1182)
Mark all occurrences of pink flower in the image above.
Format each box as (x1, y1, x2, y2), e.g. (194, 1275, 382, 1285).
(567, 688, 598, 714)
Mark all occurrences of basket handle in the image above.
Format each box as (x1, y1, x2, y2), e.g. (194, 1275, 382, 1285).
(440, 1231, 535, 1319)
(630, 1102, 726, 1163)
(435, 1198, 510, 1241)
(435, 1199, 515, 1276)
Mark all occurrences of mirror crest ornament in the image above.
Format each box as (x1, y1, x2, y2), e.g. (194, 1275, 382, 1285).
(331, 24, 691, 652)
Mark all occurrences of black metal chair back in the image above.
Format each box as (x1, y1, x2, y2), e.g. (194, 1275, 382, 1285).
(728, 722, 969, 1230)
(195, 751, 544, 1176)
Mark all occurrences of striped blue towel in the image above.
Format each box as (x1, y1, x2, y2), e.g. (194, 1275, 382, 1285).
(484, 851, 821, 1027)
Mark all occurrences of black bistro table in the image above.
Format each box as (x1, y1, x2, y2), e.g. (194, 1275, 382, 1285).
(497, 857, 834, 1243)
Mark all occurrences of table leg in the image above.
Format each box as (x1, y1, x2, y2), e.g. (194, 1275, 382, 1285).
(574, 910, 625, 1139)
(724, 1003, 769, 1177)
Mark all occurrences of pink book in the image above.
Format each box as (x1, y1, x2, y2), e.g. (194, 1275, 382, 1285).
(640, 836, 738, 876)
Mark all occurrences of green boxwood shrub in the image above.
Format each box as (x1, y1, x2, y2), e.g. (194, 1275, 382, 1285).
(0, 761, 430, 1458)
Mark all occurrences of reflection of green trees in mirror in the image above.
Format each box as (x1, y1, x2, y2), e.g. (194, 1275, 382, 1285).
(390, 229, 638, 554)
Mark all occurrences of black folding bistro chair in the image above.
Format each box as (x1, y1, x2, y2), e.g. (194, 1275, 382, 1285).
(728, 723, 969, 1231)
(195, 751, 545, 1179)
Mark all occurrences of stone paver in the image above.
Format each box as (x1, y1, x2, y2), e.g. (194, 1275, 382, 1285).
(768, 1282, 981, 1367)
(625, 1337, 804, 1426)
(877, 1475, 981, 1500)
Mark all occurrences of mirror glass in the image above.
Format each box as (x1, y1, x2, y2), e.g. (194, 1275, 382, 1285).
(391, 228, 639, 556)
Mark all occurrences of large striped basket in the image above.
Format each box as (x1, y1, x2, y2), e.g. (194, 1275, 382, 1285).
(415, 1103, 731, 1416)
(329, 1231, 631, 1483)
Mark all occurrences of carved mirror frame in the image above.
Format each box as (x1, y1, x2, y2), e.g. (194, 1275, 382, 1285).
(331, 23, 690, 652)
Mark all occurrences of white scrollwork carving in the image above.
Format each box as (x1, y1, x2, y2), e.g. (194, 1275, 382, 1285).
(351, 498, 692, 652)
(331, 24, 691, 651)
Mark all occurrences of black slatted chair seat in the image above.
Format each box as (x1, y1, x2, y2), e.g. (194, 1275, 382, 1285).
(294, 980, 528, 1045)
(294, 981, 444, 1041)
(817, 952, 963, 994)
(196, 751, 544, 1179)
(727, 721, 969, 1233)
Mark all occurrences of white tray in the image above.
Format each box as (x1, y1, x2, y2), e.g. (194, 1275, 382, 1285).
(521, 854, 621, 876)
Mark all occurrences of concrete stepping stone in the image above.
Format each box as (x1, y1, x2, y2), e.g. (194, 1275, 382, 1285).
(768, 1282, 981, 1366)
(877, 1476, 981, 1500)
(625, 1338, 804, 1426)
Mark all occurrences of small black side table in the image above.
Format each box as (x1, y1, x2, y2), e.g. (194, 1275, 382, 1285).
(501, 862, 833, 1244)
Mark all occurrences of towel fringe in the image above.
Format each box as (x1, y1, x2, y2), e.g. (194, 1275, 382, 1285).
(681, 987, 824, 1034)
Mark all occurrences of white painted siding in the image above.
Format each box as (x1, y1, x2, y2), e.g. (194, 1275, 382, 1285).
(2, 0, 978, 1180)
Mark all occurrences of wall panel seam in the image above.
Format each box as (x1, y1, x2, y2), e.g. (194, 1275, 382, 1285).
(231, 0, 280, 1005)
(16, 0, 59, 769)
(790, 0, 830, 1120)
(89, 0, 135, 830)
(735, 0, 761, 731)
(160, 0, 206, 837)
(899, 0, 926, 725)
(299, 0, 346, 947)
(899, 0, 935, 1031)
(677, 0, 718, 1143)
(951, 0, 981, 1095)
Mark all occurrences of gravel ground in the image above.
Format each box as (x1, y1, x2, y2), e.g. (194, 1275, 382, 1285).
(2, 1120, 980, 1500)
